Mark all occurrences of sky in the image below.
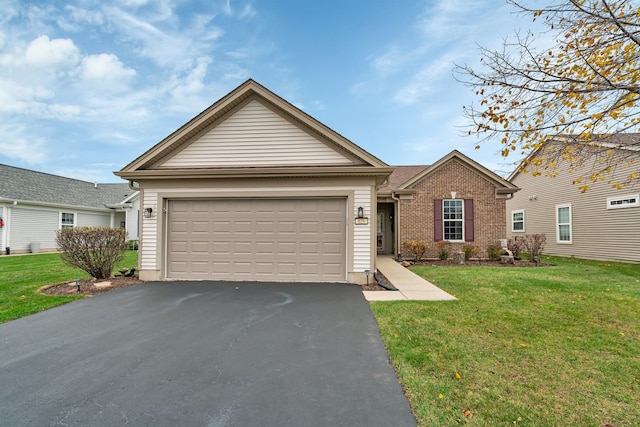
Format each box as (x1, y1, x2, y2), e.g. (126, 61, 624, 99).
(0, 0, 540, 183)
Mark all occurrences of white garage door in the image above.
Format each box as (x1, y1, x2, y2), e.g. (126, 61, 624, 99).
(167, 198, 347, 281)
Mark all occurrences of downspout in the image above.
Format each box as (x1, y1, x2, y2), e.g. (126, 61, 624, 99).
(391, 191, 400, 260)
(128, 180, 140, 192)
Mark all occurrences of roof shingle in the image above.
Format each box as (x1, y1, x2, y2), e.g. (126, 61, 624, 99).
(0, 164, 132, 209)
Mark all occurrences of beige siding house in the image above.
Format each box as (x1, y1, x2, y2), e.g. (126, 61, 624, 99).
(116, 80, 392, 282)
(507, 138, 640, 262)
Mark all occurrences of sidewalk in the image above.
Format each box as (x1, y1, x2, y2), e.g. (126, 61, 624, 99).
(363, 256, 457, 301)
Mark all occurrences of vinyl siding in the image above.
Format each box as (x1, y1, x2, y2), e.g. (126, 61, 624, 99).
(126, 197, 140, 240)
(158, 100, 356, 168)
(508, 150, 640, 262)
(138, 181, 375, 279)
(140, 192, 158, 271)
(77, 212, 111, 227)
(11, 207, 59, 252)
(353, 187, 372, 271)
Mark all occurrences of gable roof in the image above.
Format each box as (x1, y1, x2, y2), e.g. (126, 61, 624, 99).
(383, 150, 519, 196)
(508, 133, 640, 182)
(377, 165, 430, 194)
(116, 79, 391, 181)
(0, 164, 134, 210)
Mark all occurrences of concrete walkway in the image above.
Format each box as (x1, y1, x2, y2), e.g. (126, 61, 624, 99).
(363, 256, 457, 301)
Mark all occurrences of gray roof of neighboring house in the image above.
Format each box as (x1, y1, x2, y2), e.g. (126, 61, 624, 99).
(0, 164, 134, 209)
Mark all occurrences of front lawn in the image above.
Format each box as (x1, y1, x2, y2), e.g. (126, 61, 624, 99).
(371, 256, 640, 426)
(0, 251, 138, 324)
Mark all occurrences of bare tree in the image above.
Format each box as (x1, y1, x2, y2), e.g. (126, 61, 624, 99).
(456, 0, 640, 190)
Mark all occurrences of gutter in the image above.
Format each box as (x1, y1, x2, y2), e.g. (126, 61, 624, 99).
(0, 197, 114, 213)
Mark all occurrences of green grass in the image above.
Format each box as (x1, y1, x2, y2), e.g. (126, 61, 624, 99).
(0, 251, 139, 324)
(371, 256, 640, 426)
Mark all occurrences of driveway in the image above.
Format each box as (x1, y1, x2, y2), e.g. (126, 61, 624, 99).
(0, 281, 416, 426)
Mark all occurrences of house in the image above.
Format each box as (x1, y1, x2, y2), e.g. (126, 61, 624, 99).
(116, 79, 519, 282)
(0, 164, 140, 255)
(506, 135, 640, 262)
(377, 151, 519, 259)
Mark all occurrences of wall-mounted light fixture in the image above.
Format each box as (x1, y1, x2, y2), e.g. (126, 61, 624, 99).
(357, 206, 364, 218)
(144, 207, 153, 218)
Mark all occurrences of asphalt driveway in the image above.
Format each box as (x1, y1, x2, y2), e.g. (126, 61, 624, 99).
(0, 281, 416, 426)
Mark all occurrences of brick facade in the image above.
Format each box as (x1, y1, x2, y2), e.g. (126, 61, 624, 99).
(398, 158, 508, 259)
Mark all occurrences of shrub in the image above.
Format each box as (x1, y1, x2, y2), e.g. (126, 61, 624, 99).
(436, 240, 451, 260)
(524, 233, 547, 263)
(462, 244, 480, 261)
(402, 239, 430, 261)
(507, 236, 526, 258)
(56, 226, 129, 280)
(487, 244, 502, 261)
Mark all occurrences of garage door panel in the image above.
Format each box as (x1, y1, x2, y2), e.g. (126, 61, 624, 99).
(167, 198, 346, 281)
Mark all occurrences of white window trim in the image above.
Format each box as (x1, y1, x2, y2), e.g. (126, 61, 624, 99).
(606, 194, 639, 210)
(511, 209, 525, 233)
(555, 203, 572, 244)
(443, 199, 465, 242)
(60, 211, 76, 229)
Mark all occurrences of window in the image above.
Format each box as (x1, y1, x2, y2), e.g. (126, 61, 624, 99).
(512, 210, 525, 232)
(443, 199, 464, 241)
(607, 194, 639, 209)
(434, 199, 474, 242)
(556, 204, 572, 244)
(61, 212, 75, 229)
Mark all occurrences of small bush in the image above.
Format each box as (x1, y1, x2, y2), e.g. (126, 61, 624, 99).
(507, 236, 526, 257)
(436, 240, 451, 260)
(524, 233, 547, 263)
(402, 239, 430, 261)
(56, 226, 128, 280)
(462, 244, 480, 261)
(487, 244, 502, 261)
(128, 239, 139, 250)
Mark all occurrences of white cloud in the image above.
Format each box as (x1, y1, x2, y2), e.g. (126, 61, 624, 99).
(24, 35, 80, 69)
(169, 57, 213, 112)
(80, 53, 136, 88)
(0, 124, 48, 164)
(394, 52, 461, 105)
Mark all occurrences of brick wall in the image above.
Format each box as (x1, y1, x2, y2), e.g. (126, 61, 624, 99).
(399, 158, 507, 259)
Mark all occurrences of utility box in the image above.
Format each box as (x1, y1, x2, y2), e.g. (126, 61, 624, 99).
(30, 242, 40, 254)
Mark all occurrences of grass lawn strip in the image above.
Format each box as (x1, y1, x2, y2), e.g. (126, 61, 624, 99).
(371, 256, 640, 426)
(0, 251, 139, 324)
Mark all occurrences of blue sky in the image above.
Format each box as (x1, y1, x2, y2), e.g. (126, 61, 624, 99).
(0, 0, 537, 183)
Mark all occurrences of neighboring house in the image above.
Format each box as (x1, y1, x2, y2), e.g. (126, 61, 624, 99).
(115, 79, 520, 282)
(506, 136, 640, 262)
(377, 151, 519, 259)
(0, 164, 140, 255)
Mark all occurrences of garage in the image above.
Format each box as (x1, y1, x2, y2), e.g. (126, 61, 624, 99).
(167, 198, 347, 281)
(116, 80, 393, 282)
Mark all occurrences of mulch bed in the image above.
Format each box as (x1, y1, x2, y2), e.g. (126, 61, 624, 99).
(412, 258, 554, 267)
(41, 276, 144, 296)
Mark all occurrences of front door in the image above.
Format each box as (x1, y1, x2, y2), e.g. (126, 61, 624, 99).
(376, 203, 395, 254)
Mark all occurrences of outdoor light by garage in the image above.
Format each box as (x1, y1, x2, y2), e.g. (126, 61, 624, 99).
(355, 206, 368, 225)
(144, 207, 153, 218)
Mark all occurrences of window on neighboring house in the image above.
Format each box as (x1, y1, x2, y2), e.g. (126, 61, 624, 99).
(512, 209, 525, 232)
(556, 204, 572, 243)
(61, 212, 75, 229)
(607, 194, 639, 209)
